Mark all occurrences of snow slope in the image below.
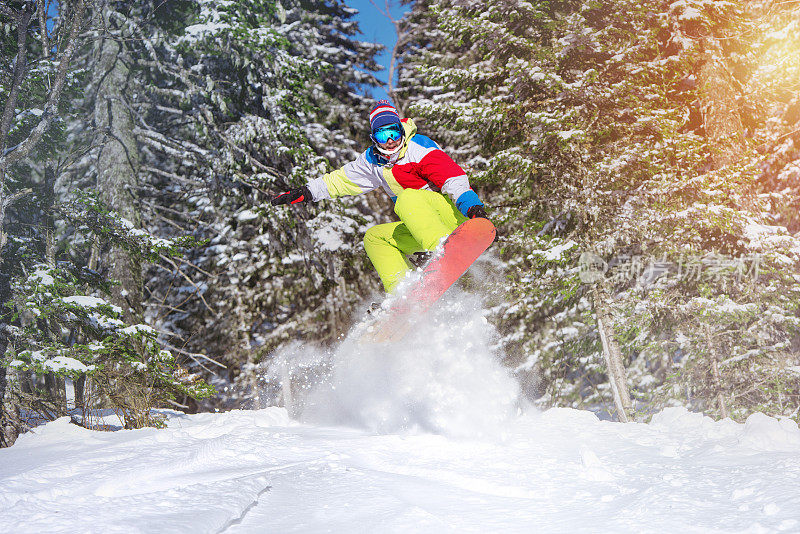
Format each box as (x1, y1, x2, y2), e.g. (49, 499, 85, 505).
(2, 406, 800, 533)
(3, 293, 800, 533)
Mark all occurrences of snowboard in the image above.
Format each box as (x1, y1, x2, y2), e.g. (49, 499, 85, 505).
(359, 217, 496, 344)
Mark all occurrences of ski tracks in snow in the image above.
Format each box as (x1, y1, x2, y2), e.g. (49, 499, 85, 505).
(2, 406, 800, 533)
(226, 407, 800, 533)
(1, 409, 312, 533)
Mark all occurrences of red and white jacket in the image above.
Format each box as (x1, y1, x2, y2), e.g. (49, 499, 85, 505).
(307, 118, 483, 216)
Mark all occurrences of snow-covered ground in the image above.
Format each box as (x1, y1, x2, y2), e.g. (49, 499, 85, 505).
(3, 405, 800, 533)
(3, 293, 800, 533)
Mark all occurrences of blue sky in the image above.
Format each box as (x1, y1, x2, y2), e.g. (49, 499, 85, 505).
(346, 0, 411, 102)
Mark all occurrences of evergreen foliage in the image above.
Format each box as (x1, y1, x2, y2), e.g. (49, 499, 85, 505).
(1, 0, 384, 444)
(399, 0, 800, 420)
(5, 0, 798, 448)
(1, 0, 216, 431)
(104, 0, 388, 406)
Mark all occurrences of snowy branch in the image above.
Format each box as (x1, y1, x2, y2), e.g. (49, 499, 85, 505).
(0, 3, 35, 149)
(135, 127, 210, 160)
(1, 187, 33, 210)
(158, 254, 215, 313)
(141, 165, 204, 187)
(0, 0, 87, 171)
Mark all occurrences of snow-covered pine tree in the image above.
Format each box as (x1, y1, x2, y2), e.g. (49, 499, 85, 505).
(55, 0, 386, 409)
(396, 0, 478, 164)
(6, 199, 214, 430)
(0, 1, 214, 445)
(399, 0, 800, 420)
(1, 0, 91, 445)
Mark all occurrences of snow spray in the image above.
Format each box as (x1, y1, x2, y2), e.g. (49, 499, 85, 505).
(264, 286, 521, 439)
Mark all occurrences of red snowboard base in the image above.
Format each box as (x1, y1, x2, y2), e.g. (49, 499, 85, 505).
(359, 217, 496, 344)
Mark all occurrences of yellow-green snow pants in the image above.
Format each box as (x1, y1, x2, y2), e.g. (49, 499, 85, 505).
(363, 188, 467, 293)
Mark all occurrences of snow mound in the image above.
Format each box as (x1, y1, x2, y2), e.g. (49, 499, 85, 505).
(0, 408, 293, 534)
(650, 406, 800, 453)
(740, 412, 800, 452)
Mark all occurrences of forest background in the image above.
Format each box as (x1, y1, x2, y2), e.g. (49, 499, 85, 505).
(1, 0, 799, 447)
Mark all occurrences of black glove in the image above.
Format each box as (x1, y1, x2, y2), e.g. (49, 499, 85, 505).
(271, 186, 312, 206)
(467, 205, 489, 220)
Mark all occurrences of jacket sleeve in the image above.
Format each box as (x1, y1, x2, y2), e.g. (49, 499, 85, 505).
(417, 145, 484, 217)
(307, 150, 379, 201)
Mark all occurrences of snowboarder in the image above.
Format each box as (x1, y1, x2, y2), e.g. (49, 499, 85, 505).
(271, 100, 489, 293)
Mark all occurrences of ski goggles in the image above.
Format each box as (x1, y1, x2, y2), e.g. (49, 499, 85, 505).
(371, 123, 403, 145)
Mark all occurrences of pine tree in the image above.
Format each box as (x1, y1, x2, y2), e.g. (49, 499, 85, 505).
(24, 0, 387, 412)
(0, 1, 217, 443)
(90, 0, 388, 408)
(1, 0, 91, 445)
(398, 0, 800, 420)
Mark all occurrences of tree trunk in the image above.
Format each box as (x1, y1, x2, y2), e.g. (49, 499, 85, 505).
(698, 40, 746, 169)
(0, 270, 21, 447)
(704, 324, 729, 418)
(592, 286, 633, 422)
(92, 4, 142, 323)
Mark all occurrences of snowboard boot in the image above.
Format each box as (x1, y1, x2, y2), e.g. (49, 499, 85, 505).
(366, 301, 382, 316)
(409, 250, 433, 268)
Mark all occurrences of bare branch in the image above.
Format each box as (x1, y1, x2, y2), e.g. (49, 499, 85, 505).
(140, 195, 215, 233)
(170, 255, 217, 279)
(163, 343, 227, 369)
(367, 0, 406, 111)
(165, 398, 190, 409)
(148, 207, 187, 232)
(367, 0, 390, 19)
(2, 187, 34, 210)
(148, 299, 192, 317)
(158, 253, 215, 313)
(38, 0, 50, 57)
